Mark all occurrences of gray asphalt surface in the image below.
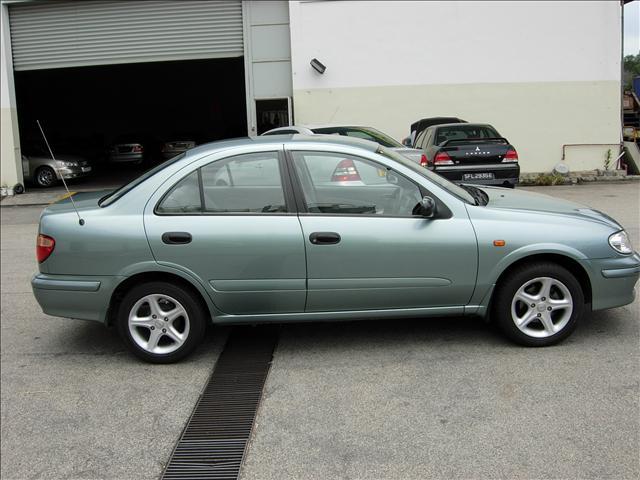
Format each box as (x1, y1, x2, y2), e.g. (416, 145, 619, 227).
(1, 183, 638, 479)
(0, 205, 228, 479)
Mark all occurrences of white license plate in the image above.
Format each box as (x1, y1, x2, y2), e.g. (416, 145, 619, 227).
(463, 172, 494, 180)
(81, 167, 92, 173)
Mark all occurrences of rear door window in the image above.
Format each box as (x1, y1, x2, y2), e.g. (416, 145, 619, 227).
(200, 152, 287, 213)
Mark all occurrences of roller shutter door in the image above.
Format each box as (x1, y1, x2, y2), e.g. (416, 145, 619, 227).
(9, 0, 243, 71)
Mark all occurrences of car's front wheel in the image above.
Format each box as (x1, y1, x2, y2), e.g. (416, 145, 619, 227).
(493, 262, 584, 346)
(117, 282, 206, 363)
(35, 166, 57, 188)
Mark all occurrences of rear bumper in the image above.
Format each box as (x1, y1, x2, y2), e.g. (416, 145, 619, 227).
(109, 153, 143, 163)
(582, 252, 640, 311)
(31, 273, 124, 323)
(433, 163, 520, 186)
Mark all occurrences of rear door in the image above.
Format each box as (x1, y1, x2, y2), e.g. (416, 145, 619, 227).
(287, 148, 478, 313)
(144, 149, 306, 315)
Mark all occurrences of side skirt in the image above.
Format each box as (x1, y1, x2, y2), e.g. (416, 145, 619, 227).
(212, 305, 465, 325)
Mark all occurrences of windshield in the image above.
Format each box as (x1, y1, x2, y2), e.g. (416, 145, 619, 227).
(377, 147, 476, 204)
(99, 153, 186, 207)
(312, 127, 403, 148)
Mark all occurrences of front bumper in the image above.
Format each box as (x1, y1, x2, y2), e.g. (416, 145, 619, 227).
(433, 163, 520, 187)
(57, 165, 92, 180)
(583, 252, 640, 311)
(32, 273, 124, 323)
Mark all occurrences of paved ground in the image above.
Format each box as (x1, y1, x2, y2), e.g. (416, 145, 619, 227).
(0, 183, 638, 479)
(0, 205, 228, 479)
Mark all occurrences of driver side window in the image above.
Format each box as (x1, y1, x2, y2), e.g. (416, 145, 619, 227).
(291, 151, 422, 216)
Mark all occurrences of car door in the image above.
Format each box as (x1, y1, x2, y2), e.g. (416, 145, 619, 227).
(144, 149, 306, 315)
(287, 148, 477, 313)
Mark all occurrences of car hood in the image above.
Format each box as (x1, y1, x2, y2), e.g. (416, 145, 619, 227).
(479, 186, 623, 230)
(28, 153, 86, 164)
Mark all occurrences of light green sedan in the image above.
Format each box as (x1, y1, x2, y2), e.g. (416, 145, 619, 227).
(31, 135, 639, 363)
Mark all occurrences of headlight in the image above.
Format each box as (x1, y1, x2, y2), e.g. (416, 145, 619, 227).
(609, 230, 633, 254)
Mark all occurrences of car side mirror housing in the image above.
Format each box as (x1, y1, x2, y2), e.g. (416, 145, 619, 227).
(414, 196, 437, 218)
(401, 137, 412, 147)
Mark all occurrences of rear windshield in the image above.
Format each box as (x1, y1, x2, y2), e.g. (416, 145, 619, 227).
(435, 125, 500, 145)
(312, 127, 403, 148)
(99, 153, 185, 207)
(377, 147, 475, 205)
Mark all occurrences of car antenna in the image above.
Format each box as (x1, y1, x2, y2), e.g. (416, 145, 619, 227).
(36, 120, 85, 226)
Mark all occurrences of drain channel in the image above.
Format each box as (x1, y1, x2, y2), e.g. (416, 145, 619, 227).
(162, 327, 278, 480)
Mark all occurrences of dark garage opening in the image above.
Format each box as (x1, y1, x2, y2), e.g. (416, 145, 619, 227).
(15, 57, 247, 189)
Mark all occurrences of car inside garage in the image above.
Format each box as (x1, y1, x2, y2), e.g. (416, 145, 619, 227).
(9, 0, 248, 189)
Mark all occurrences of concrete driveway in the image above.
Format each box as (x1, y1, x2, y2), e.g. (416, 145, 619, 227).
(1, 183, 638, 479)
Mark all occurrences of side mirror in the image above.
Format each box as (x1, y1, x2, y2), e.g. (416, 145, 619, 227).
(401, 137, 412, 147)
(413, 196, 437, 218)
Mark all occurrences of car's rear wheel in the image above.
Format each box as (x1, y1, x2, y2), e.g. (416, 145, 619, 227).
(35, 166, 57, 188)
(492, 262, 584, 346)
(117, 282, 206, 363)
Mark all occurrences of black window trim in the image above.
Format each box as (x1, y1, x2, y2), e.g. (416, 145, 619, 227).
(154, 149, 299, 216)
(284, 148, 451, 220)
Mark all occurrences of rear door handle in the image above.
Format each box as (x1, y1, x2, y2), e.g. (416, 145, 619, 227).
(162, 232, 192, 245)
(309, 232, 341, 245)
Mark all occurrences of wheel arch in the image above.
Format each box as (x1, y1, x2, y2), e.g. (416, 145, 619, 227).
(494, 253, 592, 306)
(106, 271, 215, 327)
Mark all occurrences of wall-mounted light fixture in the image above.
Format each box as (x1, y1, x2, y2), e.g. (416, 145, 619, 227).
(310, 58, 326, 74)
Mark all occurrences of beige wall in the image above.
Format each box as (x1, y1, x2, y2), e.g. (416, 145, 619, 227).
(293, 80, 621, 174)
(1, 4, 22, 192)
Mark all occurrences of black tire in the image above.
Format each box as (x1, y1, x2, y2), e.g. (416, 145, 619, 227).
(34, 166, 57, 188)
(492, 262, 584, 347)
(117, 281, 207, 363)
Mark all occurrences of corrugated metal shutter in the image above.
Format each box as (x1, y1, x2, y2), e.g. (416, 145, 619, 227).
(9, 0, 243, 71)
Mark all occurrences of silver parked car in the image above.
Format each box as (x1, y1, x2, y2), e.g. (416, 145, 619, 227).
(262, 124, 425, 164)
(22, 148, 92, 188)
(108, 134, 146, 164)
(161, 137, 197, 160)
(31, 135, 639, 363)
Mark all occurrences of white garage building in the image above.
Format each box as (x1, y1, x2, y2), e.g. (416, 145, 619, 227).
(0, 0, 625, 193)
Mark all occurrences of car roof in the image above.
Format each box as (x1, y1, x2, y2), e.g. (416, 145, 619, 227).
(269, 124, 374, 131)
(184, 134, 379, 158)
(432, 123, 494, 129)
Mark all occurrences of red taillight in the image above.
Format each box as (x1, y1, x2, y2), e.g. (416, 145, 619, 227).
(420, 154, 429, 167)
(503, 149, 518, 162)
(36, 234, 55, 263)
(331, 159, 361, 182)
(434, 151, 454, 165)
(132, 145, 143, 153)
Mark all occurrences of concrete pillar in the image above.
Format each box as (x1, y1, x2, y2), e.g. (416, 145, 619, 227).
(1, 3, 23, 194)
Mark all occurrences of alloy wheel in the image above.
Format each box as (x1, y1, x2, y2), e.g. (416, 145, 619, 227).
(128, 294, 190, 354)
(510, 276, 573, 338)
(37, 168, 55, 187)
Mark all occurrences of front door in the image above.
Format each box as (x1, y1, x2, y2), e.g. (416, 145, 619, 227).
(288, 149, 478, 312)
(144, 149, 306, 315)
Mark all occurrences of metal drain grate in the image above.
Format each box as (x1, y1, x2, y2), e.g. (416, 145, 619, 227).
(162, 327, 278, 480)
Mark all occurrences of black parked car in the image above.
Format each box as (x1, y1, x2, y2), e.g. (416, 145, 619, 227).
(414, 123, 519, 188)
(404, 117, 467, 147)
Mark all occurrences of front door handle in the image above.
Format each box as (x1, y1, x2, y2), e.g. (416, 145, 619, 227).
(309, 232, 341, 245)
(162, 232, 192, 245)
